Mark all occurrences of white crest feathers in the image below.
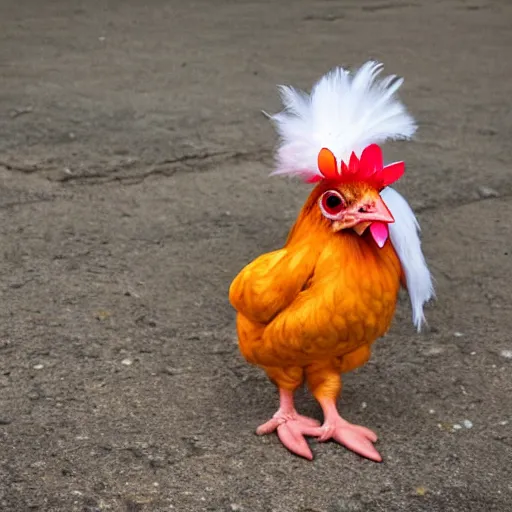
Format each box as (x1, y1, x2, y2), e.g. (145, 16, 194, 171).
(380, 187, 435, 331)
(269, 60, 417, 180)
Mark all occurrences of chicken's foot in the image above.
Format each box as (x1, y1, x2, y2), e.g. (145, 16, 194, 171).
(316, 398, 382, 462)
(255, 388, 321, 460)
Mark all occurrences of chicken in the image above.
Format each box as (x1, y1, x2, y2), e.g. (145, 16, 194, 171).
(229, 61, 434, 461)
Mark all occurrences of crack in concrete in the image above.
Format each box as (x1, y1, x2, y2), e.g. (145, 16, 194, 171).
(53, 149, 272, 185)
(1, 148, 273, 185)
(0, 160, 39, 174)
(0, 197, 56, 210)
(54, 149, 241, 184)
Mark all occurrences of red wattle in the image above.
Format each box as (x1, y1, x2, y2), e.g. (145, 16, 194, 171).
(369, 222, 389, 248)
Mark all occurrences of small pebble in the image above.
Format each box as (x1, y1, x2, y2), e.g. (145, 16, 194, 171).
(121, 359, 133, 366)
(477, 186, 499, 199)
(462, 419, 473, 429)
(453, 424, 462, 430)
(33, 364, 44, 370)
(500, 350, 512, 359)
(361, 402, 367, 409)
(454, 332, 464, 337)
(499, 420, 508, 426)
(424, 346, 444, 356)
(95, 310, 111, 321)
(429, 409, 435, 414)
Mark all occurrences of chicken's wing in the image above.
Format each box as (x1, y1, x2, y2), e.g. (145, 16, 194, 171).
(229, 243, 317, 325)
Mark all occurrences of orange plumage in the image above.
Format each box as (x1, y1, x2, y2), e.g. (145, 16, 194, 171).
(230, 182, 402, 373)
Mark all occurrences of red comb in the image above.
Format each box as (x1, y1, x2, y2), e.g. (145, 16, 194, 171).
(314, 144, 404, 189)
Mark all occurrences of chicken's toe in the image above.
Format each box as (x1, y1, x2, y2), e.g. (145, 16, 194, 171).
(317, 419, 382, 462)
(256, 410, 321, 460)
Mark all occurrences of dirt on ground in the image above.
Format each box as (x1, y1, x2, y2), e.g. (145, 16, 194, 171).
(0, 0, 511, 511)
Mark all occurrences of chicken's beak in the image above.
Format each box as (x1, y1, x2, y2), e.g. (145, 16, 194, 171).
(352, 195, 395, 235)
(333, 195, 394, 233)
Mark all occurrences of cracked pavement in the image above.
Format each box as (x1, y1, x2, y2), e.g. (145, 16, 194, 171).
(0, 0, 511, 511)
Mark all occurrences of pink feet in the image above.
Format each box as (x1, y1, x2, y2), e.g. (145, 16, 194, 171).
(317, 417, 382, 462)
(257, 389, 381, 461)
(256, 410, 321, 460)
(256, 411, 381, 461)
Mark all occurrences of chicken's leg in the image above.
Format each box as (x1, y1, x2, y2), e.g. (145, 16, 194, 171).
(256, 367, 321, 460)
(306, 361, 382, 462)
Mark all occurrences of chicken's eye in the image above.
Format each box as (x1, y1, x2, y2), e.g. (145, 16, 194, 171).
(320, 190, 346, 218)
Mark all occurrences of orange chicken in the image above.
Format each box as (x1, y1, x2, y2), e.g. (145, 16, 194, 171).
(229, 61, 434, 461)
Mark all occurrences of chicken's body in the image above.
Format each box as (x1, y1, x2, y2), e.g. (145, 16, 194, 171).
(231, 184, 401, 372)
(229, 183, 403, 460)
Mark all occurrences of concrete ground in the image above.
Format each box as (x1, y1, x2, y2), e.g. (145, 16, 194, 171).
(0, 0, 511, 511)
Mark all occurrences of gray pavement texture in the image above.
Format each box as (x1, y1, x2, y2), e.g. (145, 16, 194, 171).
(0, 0, 511, 511)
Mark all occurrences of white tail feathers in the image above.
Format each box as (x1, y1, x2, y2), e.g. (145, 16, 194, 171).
(380, 187, 435, 331)
(269, 61, 417, 181)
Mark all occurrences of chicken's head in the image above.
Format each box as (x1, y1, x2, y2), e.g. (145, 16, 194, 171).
(318, 181, 394, 247)
(310, 144, 404, 248)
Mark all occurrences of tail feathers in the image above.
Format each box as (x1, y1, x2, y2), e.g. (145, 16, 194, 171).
(381, 187, 435, 331)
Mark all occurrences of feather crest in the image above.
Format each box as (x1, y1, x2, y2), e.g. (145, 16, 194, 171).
(269, 61, 417, 180)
